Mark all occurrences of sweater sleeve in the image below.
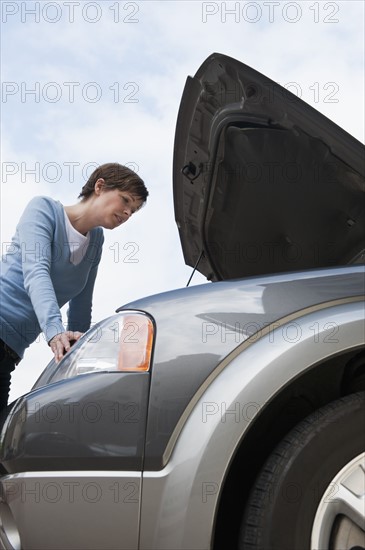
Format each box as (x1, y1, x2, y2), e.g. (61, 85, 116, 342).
(67, 229, 104, 333)
(17, 197, 65, 343)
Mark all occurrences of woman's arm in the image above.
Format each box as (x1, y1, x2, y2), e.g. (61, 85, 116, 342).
(67, 262, 99, 333)
(17, 197, 65, 343)
(67, 229, 104, 333)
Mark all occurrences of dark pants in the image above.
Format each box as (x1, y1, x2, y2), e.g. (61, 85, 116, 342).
(0, 340, 19, 415)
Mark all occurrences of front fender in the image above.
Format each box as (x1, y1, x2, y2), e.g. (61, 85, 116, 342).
(139, 300, 364, 550)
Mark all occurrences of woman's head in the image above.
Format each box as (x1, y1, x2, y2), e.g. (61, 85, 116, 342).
(79, 163, 148, 205)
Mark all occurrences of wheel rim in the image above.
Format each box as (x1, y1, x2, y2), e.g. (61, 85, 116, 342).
(311, 452, 365, 550)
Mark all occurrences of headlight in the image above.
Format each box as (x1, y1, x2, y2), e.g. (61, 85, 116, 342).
(33, 311, 154, 388)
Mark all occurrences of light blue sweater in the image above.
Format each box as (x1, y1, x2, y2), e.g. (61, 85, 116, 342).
(0, 196, 104, 359)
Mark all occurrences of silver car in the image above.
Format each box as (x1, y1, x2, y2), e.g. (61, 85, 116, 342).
(0, 53, 364, 550)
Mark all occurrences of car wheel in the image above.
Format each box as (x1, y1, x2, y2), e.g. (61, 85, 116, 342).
(239, 392, 365, 550)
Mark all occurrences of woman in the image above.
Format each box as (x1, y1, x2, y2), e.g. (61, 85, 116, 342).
(0, 162, 148, 412)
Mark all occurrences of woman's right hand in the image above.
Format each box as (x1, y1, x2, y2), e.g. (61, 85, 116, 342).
(49, 331, 83, 363)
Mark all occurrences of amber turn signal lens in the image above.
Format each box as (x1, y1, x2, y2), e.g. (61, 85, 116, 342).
(117, 314, 154, 372)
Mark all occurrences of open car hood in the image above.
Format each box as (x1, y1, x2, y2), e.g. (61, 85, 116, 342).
(173, 53, 365, 281)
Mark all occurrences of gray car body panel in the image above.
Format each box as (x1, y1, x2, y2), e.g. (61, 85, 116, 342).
(138, 301, 364, 549)
(0, 372, 150, 473)
(119, 265, 365, 470)
(0, 472, 141, 550)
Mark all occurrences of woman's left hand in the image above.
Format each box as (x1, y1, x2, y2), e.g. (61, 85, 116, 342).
(49, 331, 83, 362)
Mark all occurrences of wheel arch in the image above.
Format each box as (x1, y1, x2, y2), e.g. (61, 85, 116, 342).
(213, 340, 365, 549)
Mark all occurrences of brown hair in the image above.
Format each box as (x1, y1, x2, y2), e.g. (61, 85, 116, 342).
(79, 163, 148, 203)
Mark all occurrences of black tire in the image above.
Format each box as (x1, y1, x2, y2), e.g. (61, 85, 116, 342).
(239, 392, 365, 550)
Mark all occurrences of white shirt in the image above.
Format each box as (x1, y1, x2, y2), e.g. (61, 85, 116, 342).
(63, 209, 90, 265)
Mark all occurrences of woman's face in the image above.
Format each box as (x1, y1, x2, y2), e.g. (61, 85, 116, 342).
(94, 183, 144, 229)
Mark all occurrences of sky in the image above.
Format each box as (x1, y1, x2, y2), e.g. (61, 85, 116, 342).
(1, 0, 364, 401)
